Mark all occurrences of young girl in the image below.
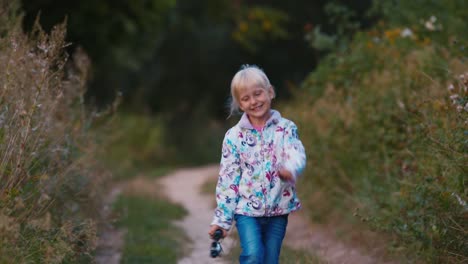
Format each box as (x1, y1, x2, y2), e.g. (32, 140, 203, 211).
(208, 65, 306, 264)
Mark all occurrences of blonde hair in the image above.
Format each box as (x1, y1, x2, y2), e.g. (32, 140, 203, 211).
(229, 64, 275, 116)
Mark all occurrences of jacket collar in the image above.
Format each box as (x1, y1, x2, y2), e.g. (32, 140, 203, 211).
(237, 109, 281, 130)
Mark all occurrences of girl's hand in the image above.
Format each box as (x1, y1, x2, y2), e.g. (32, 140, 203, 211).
(208, 225, 228, 239)
(278, 168, 294, 182)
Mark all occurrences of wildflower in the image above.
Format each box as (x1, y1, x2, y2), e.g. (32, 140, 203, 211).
(262, 20, 272, 31)
(397, 100, 405, 110)
(425, 21, 435, 31)
(37, 43, 49, 53)
(449, 94, 460, 105)
(400, 28, 413, 38)
(423, 16, 443, 31)
(451, 193, 468, 209)
(464, 103, 468, 112)
(447, 84, 454, 91)
(384, 28, 401, 43)
(461, 73, 468, 85)
(239, 22, 248, 33)
(456, 105, 463, 112)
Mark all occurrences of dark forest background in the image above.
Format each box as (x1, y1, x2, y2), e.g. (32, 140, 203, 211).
(21, 0, 374, 118)
(19, 0, 377, 166)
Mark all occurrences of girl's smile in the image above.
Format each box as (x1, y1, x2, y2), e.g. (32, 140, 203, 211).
(237, 85, 273, 127)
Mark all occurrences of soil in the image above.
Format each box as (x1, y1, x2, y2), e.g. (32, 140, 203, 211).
(96, 165, 393, 264)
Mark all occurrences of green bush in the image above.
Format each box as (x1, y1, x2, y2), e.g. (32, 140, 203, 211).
(283, 1, 467, 262)
(97, 112, 174, 180)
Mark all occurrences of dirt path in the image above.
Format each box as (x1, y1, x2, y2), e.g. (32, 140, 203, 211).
(160, 164, 390, 264)
(159, 165, 234, 264)
(96, 165, 389, 264)
(285, 212, 386, 264)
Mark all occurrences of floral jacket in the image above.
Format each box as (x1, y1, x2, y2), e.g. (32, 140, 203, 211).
(211, 110, 306, 230)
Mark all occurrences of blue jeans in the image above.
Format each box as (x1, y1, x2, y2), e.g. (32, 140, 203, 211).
(234, 214, 288, 264)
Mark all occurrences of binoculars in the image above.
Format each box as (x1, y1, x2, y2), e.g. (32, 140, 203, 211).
(210, 229, 223, 258)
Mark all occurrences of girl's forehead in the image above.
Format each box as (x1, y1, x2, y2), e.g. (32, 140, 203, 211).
(237, 83, 265, 94)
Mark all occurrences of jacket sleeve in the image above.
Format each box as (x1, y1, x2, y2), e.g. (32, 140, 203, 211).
(282, 122, 306, 181)
(211, 129, 241, 230)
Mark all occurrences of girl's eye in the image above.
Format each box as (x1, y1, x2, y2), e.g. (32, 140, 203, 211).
(241, 97, 249, 101)
(254, 91, 262, 96)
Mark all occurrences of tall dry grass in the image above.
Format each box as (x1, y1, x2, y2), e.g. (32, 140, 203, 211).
(0, 2, 108, 262)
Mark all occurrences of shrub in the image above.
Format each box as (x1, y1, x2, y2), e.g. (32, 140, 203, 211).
(282, 1, 467, 261)
(0, 2, 107, 262)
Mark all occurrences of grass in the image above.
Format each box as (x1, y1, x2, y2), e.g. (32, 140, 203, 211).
(95, 112, 174, 181)
(113, 194, 189, 264)
(0, 3, 108, 262)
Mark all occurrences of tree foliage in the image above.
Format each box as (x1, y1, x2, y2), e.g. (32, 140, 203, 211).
(20, 0, 374, 118)
(21, 0, 176, 104)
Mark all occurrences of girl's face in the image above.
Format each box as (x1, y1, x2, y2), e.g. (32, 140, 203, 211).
(237, 84, 273, 126)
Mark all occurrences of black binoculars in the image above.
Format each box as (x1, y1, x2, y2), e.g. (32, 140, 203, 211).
(210, 229, 223, 258)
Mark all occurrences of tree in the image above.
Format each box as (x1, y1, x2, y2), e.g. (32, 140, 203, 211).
(21, 0, 176, 105)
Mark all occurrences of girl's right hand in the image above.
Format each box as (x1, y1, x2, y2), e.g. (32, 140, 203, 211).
(278, 168, 294, 182)
(208, 225, 228, 239)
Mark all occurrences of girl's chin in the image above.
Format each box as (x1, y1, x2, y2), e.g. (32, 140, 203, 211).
(249, 111, 268, 118)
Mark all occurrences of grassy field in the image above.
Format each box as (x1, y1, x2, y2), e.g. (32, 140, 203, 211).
(113, 193, 188, 264)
